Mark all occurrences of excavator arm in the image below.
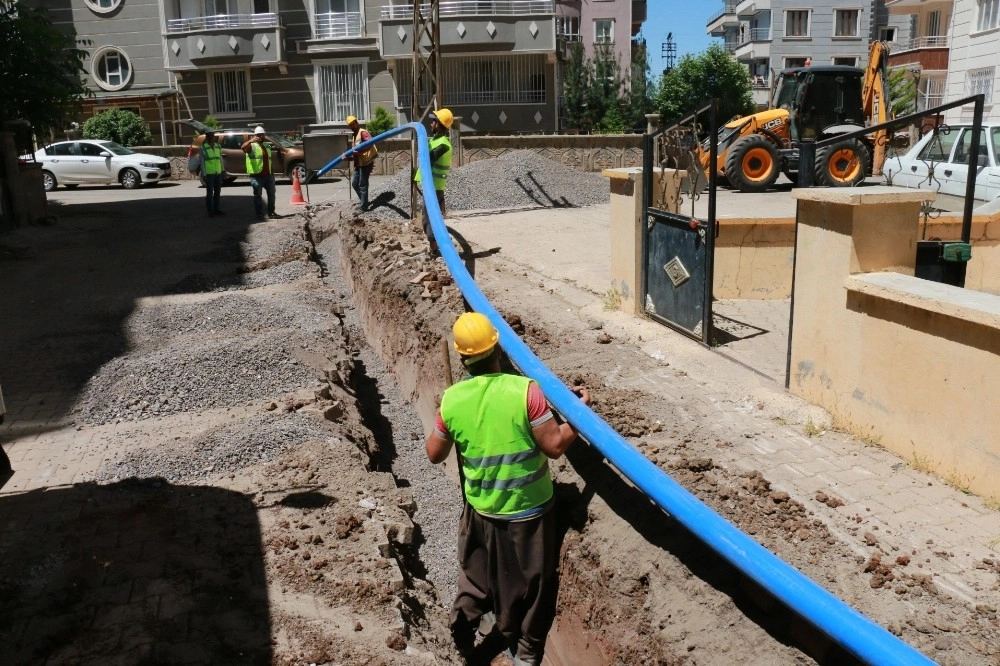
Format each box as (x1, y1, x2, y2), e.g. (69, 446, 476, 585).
(861, 40, 891, 175)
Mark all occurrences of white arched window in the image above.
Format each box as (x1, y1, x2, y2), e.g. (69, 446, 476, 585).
(92, 47, 132, 91)
(84, 0, 123, 14)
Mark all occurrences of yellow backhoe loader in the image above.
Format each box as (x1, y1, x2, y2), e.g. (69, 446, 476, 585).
(699, 41, 890, 192)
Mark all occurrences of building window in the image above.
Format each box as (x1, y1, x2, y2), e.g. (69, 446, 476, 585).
(315, 0, 363, 38)
(92, 47, 132, 91)
(878, 26, 896, 42)
(204, 0, 236, 15)
(316, 61, 368, 123)
(785, 57, 809, 68)
(785, 10, 810, 37)
(556, 16, 580, 41)
(834, 9, 859, 37)
(966, 67, 995, 103)
(977, 0, 1000, 32)
(594, 19, 614, 44)
(210, 70, 252, 115)
(927, 10, 942, 36)
(396, 54, 546, 108)
(833, 57, 857, 66)
(84, 0, 122, 14)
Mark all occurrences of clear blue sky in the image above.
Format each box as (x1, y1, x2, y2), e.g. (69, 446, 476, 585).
(639, 2, 719, 75)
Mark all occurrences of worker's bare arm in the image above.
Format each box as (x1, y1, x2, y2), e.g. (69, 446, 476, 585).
(426, 430, 453, 464)
(532, 386, 590, 459)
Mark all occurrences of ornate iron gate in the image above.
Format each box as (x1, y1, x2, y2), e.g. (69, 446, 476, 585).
(641, 100, 718, 344)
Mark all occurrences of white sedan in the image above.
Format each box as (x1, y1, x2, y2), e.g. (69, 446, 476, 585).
(884, 124, 1000, 203)
(33, 140, 172, 191)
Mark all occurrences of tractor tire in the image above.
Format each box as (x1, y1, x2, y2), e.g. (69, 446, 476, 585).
(724, 134, 780, 193)
(814, 138, 870, 187)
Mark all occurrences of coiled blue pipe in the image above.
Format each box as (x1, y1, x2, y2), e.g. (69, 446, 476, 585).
(317, 122, 936, 666)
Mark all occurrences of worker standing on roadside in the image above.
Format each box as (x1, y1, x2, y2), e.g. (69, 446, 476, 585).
(200, 129, 224, 217)
(414, 108, 453, 256)
(241, 126, 278, 221)
(425, 312, 590, 666)
(345, 115, 377, 211)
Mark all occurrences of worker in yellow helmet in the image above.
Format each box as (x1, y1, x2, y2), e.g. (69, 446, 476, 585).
(345, 115, 377, 211)
(414, 108, 454, 256)
(425, 312, 590, 665)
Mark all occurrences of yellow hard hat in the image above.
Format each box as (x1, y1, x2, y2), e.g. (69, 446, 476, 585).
(453, 312, 498, 358)
(430, 108, 454, 129)
(346, 115, 358, 125)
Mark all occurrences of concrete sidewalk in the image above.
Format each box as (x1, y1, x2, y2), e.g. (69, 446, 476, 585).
(446, 201, 1000, 616)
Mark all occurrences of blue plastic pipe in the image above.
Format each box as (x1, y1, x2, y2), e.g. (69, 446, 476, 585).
(317, 123, 936, 666)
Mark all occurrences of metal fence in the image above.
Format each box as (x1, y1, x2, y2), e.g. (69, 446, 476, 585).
(380, 0, 553, 20)
(166, 12, 278, 33)
(315, 11, 364, 38)
(396, 54, 546, 108)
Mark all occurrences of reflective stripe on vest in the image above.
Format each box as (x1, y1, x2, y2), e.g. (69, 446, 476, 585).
(414, 134, 452, 191)
(201, 143, 223, 175)
(440, 373, 553, 516)
(245, 142, 272, 175)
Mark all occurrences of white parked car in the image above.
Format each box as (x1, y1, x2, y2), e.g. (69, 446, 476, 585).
(885, 124, 1000, 202)
(33, 140, 172, 191)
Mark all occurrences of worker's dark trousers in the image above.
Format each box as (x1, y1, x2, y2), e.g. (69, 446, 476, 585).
(450, 503, 558, 665)
(419, 188, 446, 253)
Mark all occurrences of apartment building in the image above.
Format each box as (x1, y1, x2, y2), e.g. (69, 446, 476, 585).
(38, 0, 645, 143)
(885, 0, 950, 114)
(39, 0, 184, 144)
(942, 0, 999, 123)
(707, 0, 910, 108)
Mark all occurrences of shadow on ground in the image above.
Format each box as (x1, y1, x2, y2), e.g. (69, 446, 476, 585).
(0, 478, 270, 664)
(0, 188, 261, 442)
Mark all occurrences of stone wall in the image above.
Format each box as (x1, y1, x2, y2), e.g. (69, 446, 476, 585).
(140, 134, 645, 180)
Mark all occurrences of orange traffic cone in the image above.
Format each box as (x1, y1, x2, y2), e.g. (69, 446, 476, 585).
(289, 171, 308, 205)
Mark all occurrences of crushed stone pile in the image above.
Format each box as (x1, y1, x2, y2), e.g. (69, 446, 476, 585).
(161, 262, 317, 295)
(125, 293, 330, 348)
(73, 331, 323, 425)
(93, 412, 338, 484)
(357, 150, 611, 218)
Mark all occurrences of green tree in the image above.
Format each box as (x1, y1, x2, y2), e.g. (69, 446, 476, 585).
(367, 105, 396, 135)
(0, 0, 88, 139)
(888, 67, 917, 117)
(595, 104, 627, 134)
(654, 43, 754, 129)
(562, 41, 591, 131)
(82, 108, 153, 146)
(588, 44, 623, 132)
(625, 41, 654, 132)
(203, 115, 222, 130)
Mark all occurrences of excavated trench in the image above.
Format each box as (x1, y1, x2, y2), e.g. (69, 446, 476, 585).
(311, 210, 851, 666)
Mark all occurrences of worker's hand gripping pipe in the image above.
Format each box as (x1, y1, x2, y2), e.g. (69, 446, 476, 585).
(316, 123, 935, 666)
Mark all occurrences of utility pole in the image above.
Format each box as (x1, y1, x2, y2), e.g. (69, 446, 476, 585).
(411, 0, 442, 220)
(662, 31, 676, 77)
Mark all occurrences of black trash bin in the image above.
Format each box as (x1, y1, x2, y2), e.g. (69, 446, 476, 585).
(914, 240, 971, 287)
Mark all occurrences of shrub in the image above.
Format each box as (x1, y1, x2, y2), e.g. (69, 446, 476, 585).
(82, 109, 153, 147)
(367, 105, 396, 136)
(203, 115, 222, 130)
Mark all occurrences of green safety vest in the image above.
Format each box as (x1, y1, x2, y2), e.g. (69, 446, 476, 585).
(245, 142, 273, 175)
(201, 143, 222, 175)
(414, 134, 452, 191)
(440, 373, 553, 517)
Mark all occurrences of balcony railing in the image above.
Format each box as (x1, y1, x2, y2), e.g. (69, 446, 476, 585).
(724, 39, 739, 52)
(166, 12, 279, 33)
(707, 4, 737, 25)
(737, 26, 770, 45)
(892, 35, 949, 51)
(380, 0, 554, 20)
(751, 74, 770, 88)
(315, 11, 364, 38)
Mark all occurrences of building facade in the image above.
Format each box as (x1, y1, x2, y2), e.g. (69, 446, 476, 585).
(37, 0, 646, 143)
(940, 0, 999, 123)
(708, 0, 911, 108)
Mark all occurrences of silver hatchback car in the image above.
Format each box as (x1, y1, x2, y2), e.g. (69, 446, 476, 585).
(33, 140, 172, 191)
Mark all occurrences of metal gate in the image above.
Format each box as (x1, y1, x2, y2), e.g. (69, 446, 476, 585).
(641, 100, 718, 344)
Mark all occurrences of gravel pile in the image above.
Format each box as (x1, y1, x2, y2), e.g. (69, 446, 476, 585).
(73, 332, 323, 425)
(93, 412, 338, 484)
(162, 260, 318, 296)
(360, 150, 611, 219)
(125, 293, 330, 348)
